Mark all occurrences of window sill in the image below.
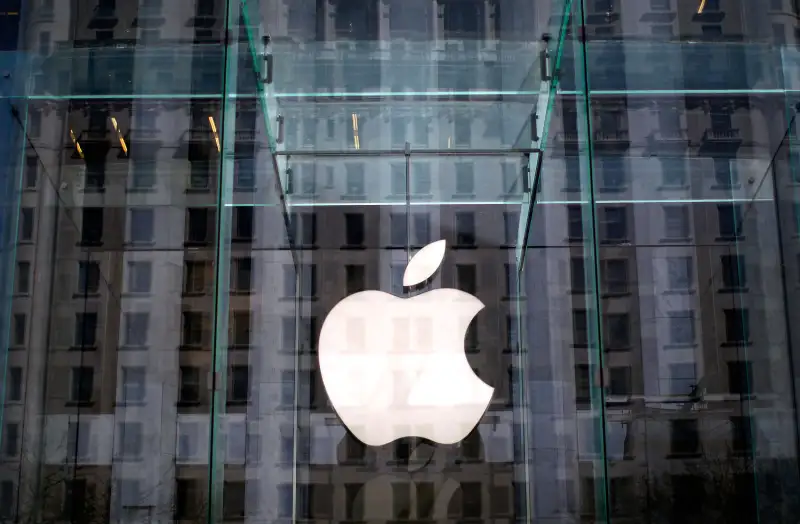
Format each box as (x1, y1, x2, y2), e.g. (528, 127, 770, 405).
(77, 241, 104, 247)
(69, 345, 97, 351)
(605, 346, 632, 352)
(601, 291, 631, 298)
(118, 345, 149, 351)
(228, 344, 251, 351)
(81, 188, 107, 194)
(182, 291, 208, 297)
(231, 238, 255, 244)
(340, 244, 366, 250)
(719, 287, 749, 294)
(185, 187, 212, 194)
(721, 341, 752, 348)
(453, 192, 476, 200)
(666, 452, 702, 459)
(230, 289, 253, 296)
(72, 292, 100, 299)
(179, 345, 208, 352)
(114, 400, 146, 407)
(452, 244, 477, 250)
(184, 241, 212, 247)
(341, 193, 367, 201)
(65, 400, 95, 407)
(659, 237, 693, 244)
(716, 236, 745, 242)
(663, 343, 697, 350)
(663, 289, 694, 295)
(176, 400, 202, 407)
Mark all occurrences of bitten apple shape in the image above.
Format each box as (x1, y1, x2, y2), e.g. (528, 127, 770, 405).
(318, 240, 494, 446)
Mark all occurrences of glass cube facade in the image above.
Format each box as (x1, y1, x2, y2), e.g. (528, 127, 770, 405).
(1, 0, 800, 522)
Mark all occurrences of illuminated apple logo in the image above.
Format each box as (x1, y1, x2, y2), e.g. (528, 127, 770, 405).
(318, 239, 494, 446)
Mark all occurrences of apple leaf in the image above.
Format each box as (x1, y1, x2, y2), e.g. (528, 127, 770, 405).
(403, 239, 446, 287)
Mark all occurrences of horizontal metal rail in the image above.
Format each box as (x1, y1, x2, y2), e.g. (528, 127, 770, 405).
(276, 147, 540, 157)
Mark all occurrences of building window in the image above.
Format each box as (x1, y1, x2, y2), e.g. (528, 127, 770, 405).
(599, 157, 626, 190)
(608, 367, 631, 396)
(232, 207, 254, 242)
(571, 257, 586, 293)
(24, 156, 37, 189)
(19, 207, 33, 242)
(501, 162, 520, 194)
(127, 261, 152, 293)
(669, 363, 696, 395)
(345, 163, 365, 195)
(121, 366, 146, 403)
(721, 254, 746, 289)
(288, 212, 316, 247)
(724, 308, 749, 343)
(573, 310, 588, 346)
(660, 157, 686, 187)
(503, 212, 519, 245)
(666, 256, 693, 291)
(575, 364, 591, 401)
(456, 264, 477, 295)
(344, 213, 365, 246)
(663, 205, 689, 239)
(232, 257, 253, 293)
(234, 158, 255, 190)
(81, 208, 104, 245)
(231, 311, 251, 347)
(186, 208, 213, 244)
(670, 419, 699, 455)
(727, 360, 752, 395)
(455, 162, 475, 194)
(567, 205, 584, 240)
(713, 158, 737, 187)
(346, 265, 366, 295)
(455, 212, 476, 246)
(605, 313, 630, 349)
(413, 164, 432, 195)
(67, 421, 90, 459)
(118, 422, 143, 459)
(184, 261, 209, 295)
(730, 416, 752, 454)
(229, 365, 250, 403)
(74, 312, 98, 347)
(668, 310, 695, 345)
(188, 160, 210, 190)
(504, 264, 517, 297)
(717, 204, 742, 239)
(71, 366, 94, 403)
(389, 213, 407, 247)
(77, 261, 100, 294)
(12, 313, 25, 347)
(602, 259, 628, 294)
(565, 157, 581, 191)
(391, 264, 405, 295)
(123, 312, 149, 347)
(179, 366, 201, 403)
(390, 163, 406, 195)
(15, 261, 30, 295)
(412, 213, 431, 246)
(7, 367, 22, 402)
(3, 423, 19, 457)
(223, 481, 246, 519)
(182, 311, 208, 348)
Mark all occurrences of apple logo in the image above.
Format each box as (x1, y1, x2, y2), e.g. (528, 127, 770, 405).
(318, 239, 494, 446)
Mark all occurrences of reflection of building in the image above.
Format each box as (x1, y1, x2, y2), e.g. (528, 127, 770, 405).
(2, 0, 800, 523)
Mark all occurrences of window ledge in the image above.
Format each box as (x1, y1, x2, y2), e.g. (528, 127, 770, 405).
(226, 400, 250, 406)
(719, 287, 749, 294)
(340, 244, 366, 250)
(341, 193, 367, 201)
(185, 187, 212, 194)
(721, 341, 752, 348)
(228, 344, 251, 351)
(179, 345, 208, 352)
(176, 400, 202, 407)
(72, 292, 101, 298)
(605, 346, 632, 352)
(452, 244, 477, 250)
(663, 289, 694, 295)
(65, 400, 95, 407)
(663, 343, 698, 350)
(114, 400, 147, 407)
(666, 452, 702, 459)
(453, 192, 476, 199)
(659, 237, 692, 244)
(69, 345, 97, 351)
(118, 345, 149, 351)
(601, 291, 631, 298)
(716, 236, 745, 242)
